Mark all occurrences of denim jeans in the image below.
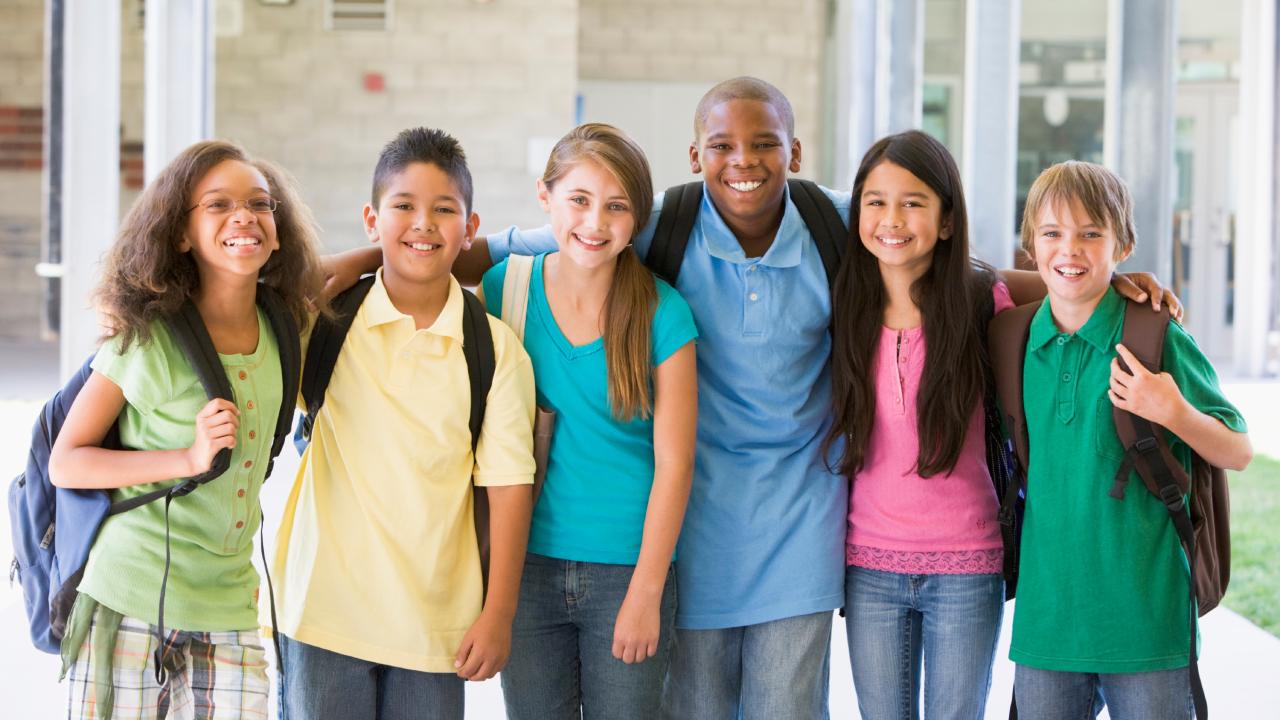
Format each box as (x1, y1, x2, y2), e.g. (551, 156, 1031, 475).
(500, 553, 677, 720)
(661, 611, 832, 720)
(277, 634, 464, 720)
(844, 566, 1004, 720)
(1013, 664, 1194, 720)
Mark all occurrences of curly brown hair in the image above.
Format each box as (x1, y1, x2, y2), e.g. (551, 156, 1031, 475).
(95, 140, 326, 349)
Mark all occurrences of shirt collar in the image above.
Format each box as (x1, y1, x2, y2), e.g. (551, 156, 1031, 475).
(696, 181, 804, 268)
(1028, 286, 1124, 352)
(363, 268, 466, 343)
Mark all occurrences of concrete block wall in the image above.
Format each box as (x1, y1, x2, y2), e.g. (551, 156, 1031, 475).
(212, 0, 578, 251)
(0, 0, 44, 340)
(577, 0, 829, 180)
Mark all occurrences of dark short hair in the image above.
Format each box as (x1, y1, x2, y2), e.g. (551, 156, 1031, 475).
(371, 127, 473, 212)
(694, 76, 796, 140)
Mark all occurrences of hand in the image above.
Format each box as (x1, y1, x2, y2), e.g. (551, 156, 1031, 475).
(185, 399, 239, 475)
(1109, 343, 1187, 427)
(454, 610, 511, 681)
(1112, 272, 1184, 322)
(612, 590, 661, 664)
(318, 255, 362, 304)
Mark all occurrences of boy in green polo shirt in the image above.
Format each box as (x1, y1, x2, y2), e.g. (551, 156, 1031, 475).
(1007, 161, 1252, 719)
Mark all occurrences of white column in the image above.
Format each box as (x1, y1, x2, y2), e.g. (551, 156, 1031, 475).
(145, 0, 215, 182)
(828, 0, 923, 189)
(60, 0, 120, 378)
(1234, 0, 1278, 377)
(962, 0, 1022, 267)
(1103, 0, 1179, 277)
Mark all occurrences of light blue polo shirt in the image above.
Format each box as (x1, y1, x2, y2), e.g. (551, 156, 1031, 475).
(480, 253, 697, 565)
(488, 182, 853, 629)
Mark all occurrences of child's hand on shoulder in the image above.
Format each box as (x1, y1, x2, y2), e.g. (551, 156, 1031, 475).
(1109, 343, 1187, 426)
(612, 589, 661, 664)
(454, 608, 512, 681)
(185, 398, 239, 475)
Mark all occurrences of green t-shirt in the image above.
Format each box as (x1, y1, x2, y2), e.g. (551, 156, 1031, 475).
(79, 309, 282, 632)
(1010, 288, 1246, 673)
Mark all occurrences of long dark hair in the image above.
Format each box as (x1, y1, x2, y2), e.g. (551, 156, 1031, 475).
(825, 130, 995, 478)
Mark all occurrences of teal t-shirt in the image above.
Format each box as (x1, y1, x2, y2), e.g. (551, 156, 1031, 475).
(1010, 288, 1247, 673)
(482, 253, 697, 565)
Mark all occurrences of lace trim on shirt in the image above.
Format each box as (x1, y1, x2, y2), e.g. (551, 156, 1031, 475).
(847, 544, 1003, 575)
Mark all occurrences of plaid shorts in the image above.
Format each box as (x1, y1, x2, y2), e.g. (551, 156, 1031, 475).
(65, 612, 269, 720)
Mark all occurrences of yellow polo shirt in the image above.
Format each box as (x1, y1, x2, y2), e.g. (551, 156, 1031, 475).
(271, 271, 535, 672)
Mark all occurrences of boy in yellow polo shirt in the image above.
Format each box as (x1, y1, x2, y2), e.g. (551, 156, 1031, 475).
(272, 127, 536, 719)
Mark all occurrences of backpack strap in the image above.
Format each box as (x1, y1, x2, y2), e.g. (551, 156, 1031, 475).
(299, 275, 377, 442)
(501, 255, 536, 343)
(161, 300, 235, 488)
(254, 284, 302, 479)
(787, 178, 847, 289)
(647, 182, 703, 286)
(1109, 301, 1208, 720)
(460, 288, 497, 594)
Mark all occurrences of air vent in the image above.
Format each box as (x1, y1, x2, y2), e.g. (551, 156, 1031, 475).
(326, 0, 392, 31)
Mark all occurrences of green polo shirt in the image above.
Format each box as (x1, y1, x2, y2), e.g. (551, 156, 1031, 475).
(79, 309, 282, 632)
(1009, 288, 1246, 673)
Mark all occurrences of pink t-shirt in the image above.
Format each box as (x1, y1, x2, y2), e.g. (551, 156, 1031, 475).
(846, 282, 1015, 575)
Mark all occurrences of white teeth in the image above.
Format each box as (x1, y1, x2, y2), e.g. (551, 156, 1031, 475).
(728, 180, 763, 192)
(878, 236, 909, 247)
(576, 235, 607, 247)
(408, 242, 439, 251)
(1056, 266, 1086, 277)
(223, 237, 259, 247)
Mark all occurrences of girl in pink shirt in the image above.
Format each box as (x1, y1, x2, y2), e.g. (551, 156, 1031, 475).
(825, 130, 1011, 720)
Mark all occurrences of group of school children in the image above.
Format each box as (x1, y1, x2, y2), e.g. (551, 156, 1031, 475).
(40, 75, 1252, 720)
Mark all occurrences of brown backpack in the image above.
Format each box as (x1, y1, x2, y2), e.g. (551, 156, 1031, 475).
(988, 297, 1228, 720)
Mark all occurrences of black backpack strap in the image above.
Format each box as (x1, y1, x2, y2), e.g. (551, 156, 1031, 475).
(787, 178, 847, 289)
(647, 182, 703, 286)
(299, 276, 377, 442)
(460, 288, 496, 596)
(162, 301, 234, 484)
(1111, 301, 1208, 720)
(254, 284, 301, 477)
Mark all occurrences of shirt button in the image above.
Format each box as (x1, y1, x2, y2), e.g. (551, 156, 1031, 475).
(1056, 336, 1067, 346)
(1062, 373, 1071, 382)
(244, 460, 253, 469)
(235, 520, 244, 529)
(237, 489, 246, 498)
(246, 400, 254, 410)
(238, 370, 247, 380)
(749, 293, 759, 302)
(248, 430, 256, 440)
(748, 266, 756, 273)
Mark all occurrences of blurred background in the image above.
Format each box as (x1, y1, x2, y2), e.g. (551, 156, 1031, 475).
(1, 0, 1278, 717)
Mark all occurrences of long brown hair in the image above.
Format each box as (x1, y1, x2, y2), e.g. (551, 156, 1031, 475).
(825, 130, 995, 477)
(95, 140, 326, 349)
(543, 123, 658, 421)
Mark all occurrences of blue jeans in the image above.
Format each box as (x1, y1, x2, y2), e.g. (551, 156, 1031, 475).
(278, 634, 464, 720)
(1013, 665, 1194, 720)
(661, 611, 832, 720)
(844, 566, 1004, 720)
(500, 553, 677, 720)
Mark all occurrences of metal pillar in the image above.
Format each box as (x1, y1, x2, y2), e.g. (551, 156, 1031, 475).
(1235, 0, 1278, 377)
(60, 0, 121, 378)
(145, 0, 214, 182)
(827, 0, 923, 190)
(1103, 0, 1178, 278)
(962, 0, 1021, 267)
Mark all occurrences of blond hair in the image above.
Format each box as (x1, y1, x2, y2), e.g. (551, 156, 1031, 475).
(542, 123, 658, 421)
(1020, 161, 1136, 260)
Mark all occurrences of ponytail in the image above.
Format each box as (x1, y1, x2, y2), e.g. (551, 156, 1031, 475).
(604, 246, 658, 421)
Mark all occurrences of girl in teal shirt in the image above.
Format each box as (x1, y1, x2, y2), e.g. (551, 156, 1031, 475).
(482, 123, 698, 719)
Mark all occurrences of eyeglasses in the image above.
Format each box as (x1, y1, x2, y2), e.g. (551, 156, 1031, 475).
(187, 196, 281, 216)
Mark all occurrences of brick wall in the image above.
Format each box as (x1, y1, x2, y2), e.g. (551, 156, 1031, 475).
(577, 0, 829, 180)
(0, 0, 43, 339)
(213, 0, 578, 250)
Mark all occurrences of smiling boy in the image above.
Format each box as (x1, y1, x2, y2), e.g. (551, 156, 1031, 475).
(1006, 161, 1251, 719)
(271, 128, 536, 720)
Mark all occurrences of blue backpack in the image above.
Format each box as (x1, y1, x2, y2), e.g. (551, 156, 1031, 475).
(8, 287, 300, 665)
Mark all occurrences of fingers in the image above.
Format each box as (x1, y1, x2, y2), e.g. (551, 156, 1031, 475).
(1113, 344, 1146, 375)
(1108, 388, 1128, 408)
(612, 636, 657, 664)
(198, 398, 239, 418)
